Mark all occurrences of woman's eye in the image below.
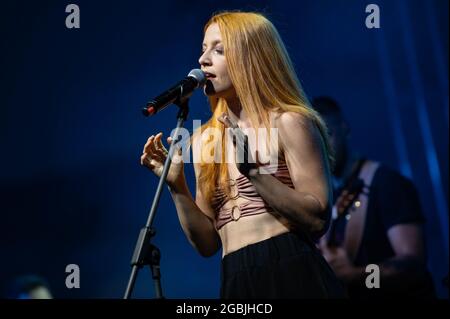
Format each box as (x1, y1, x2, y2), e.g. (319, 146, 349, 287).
(199, 47, 223, 57)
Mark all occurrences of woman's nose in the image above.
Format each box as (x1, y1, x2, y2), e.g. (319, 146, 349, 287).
(198, 51, 211, 66)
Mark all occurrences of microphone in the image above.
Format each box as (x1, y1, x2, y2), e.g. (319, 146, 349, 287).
(142, 69, 206, 116)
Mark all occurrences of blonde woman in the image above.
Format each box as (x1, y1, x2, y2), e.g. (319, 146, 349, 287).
(141, 11, 345, 298)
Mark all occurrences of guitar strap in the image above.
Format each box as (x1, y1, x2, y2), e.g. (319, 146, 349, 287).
(343, 160, 380, 262)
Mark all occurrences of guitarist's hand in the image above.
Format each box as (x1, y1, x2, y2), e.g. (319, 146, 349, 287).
(319, 238, 361, 284)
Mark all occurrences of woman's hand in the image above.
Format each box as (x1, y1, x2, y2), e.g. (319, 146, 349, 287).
(140, 132, 186, 190)
(217, 113, 265, 177)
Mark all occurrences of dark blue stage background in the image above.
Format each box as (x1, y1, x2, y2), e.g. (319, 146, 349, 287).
(1, 0, 448, 298)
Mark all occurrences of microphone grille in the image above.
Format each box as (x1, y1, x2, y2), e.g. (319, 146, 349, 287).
(188, 69, 206, 87)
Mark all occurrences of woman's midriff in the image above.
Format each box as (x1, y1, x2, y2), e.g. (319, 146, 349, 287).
(217, 199, 292, 257)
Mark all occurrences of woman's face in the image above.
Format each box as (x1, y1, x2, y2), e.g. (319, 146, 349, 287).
(199, 23, 235, 98)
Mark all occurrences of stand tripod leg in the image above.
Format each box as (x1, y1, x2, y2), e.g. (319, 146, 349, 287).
(124, 100, 190, 299)
(148, 244, 164, 299)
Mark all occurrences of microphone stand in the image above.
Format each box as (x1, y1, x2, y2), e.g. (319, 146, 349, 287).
(124, 98, 190, 299)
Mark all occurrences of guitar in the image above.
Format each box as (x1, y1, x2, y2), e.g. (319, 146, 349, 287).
(326, 159, 367, 247)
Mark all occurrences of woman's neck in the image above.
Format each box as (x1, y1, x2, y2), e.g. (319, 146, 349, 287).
(225, 96, 251, 127)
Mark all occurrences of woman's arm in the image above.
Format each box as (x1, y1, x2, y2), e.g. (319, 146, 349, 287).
(142, 132, 220, 257)
(248, 112, 332, 238)
(168, 177, 221, 257)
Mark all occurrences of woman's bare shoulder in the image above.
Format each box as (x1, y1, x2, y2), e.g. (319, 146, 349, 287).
(273, 110, 312, 129)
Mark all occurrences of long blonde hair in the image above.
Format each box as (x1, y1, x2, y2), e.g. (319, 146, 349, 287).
(196, 11, 333, 203)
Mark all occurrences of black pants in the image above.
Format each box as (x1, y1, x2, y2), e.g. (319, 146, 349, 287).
(220, 232, 347, 299)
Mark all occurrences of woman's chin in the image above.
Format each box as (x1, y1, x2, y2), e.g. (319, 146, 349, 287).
(203, 82, 234, 99)
(204, 81, 217, 96)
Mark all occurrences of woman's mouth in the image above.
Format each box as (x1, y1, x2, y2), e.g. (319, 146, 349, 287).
(204, 72, 216, 79)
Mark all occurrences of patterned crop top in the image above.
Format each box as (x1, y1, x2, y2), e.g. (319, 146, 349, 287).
(211, 160, 295, 230)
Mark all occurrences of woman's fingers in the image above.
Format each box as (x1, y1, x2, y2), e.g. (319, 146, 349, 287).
(152, 133, 167, 162)
(144, 135, 161, 157)
(148, 134, 158, 155)
(142, 133, 166, 165)
(143, 135, 155, 154)
(217, 112, 238, 129)
(217, 113, 228, 127)
(154, 133, 168, 157)
(155, 133, 167, 153)
(142, 135, 159, 163)
(140, 153, 155, 169)
(254, 150, 270, 166)
(166, 135, 183, 156)
(142, 133, 187, 167)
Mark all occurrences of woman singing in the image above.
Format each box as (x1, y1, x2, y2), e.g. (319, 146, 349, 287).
(141, 11, 345, 298)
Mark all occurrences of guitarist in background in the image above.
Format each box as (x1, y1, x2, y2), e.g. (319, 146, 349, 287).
(312, 96, 436, 298)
